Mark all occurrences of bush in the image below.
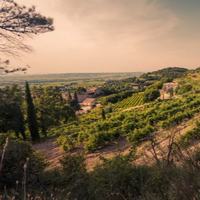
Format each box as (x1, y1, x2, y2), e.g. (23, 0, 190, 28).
(28, 153, 89, 200)
(143, 89, 160, 103)
(89, 154, 151, 200)
(177, 84, 193, 94)
(180, 121, 200, 146)
(59, 153, 89, 199)
(127, 125, 156, 143)
(0, 135, 47, 189)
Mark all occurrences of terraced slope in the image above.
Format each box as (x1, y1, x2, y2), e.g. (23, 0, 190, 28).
(114, 93, 144, 109)
(33, 112, 200, 171)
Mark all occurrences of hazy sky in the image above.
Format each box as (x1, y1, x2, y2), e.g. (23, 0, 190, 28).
(8, 0, 200, 74)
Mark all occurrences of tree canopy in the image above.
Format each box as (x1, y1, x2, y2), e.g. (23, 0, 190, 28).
(0, 0, 54, 75)
(0, 85, 26, 140)
(0, 0, 54, 56)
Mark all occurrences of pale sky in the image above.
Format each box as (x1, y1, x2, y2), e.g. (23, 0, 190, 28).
(7, 0, 200, 74)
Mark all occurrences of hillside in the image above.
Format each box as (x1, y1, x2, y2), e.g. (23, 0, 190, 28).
(33, 110, 200, 170)
(34, 67, 200, 169)
(1, 0, 200, 198)
(2, 67, 200, 199)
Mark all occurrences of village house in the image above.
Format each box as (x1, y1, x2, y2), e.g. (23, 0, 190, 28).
(64, 87, 103, 103)
(163, 82, 179, 93)
(94, 87, 103, 96)
(132, 85, 140, 90)
(64, 93, 87, 103)
(81, 98, 96, 106)
(86, 88, 96, 95)
(86, 87, 103, 96)
(77, 94, 88, 103)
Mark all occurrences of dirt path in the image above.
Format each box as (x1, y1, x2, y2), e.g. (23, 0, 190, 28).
(123, 103, 148, 112)
(33, 137, 131, 170)
(85, 138, 131, 170)
(33, 138, 65, 167)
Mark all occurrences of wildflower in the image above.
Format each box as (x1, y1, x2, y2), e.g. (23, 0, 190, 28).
(23, 163, 27, 171)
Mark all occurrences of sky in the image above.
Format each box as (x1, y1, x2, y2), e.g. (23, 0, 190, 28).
(6, 0, 200, 74)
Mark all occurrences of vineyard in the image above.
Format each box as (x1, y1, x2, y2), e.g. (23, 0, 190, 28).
(55, 92, 200, 152)
(114, 93, 144, 109)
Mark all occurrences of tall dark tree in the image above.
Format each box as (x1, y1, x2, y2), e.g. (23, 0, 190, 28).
(167, 88, 174, 98)
(102, 109, 106, 120)
(25, 81, 40, 142)
(68, 91, 72, 101)
(74, 91, 78, 102)
(67, 91, 80, 111)
(109, 104, 113, 113)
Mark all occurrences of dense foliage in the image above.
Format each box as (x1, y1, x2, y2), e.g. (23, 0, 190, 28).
(0, 84, 76, 141)
(0, 136, 47, 189)
(100, 90, 136, 105)
(2, 148, 200, 200)
(141, 67, 188, 81)
(0, 85, 26, 140)
(143, 89, 160, 102)
(33, 86, 76, 137)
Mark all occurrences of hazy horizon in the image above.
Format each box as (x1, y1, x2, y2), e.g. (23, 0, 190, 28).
(4, 0, 200, 74)
(1, 71, 144, 76)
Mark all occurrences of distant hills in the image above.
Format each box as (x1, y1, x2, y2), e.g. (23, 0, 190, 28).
(0, 72, 143, 87)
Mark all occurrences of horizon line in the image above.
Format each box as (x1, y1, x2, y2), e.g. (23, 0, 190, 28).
(1, 71, 145, 76)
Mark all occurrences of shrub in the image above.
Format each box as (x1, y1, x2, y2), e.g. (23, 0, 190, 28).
(0, 135, 47, 189)
(179, 121, 200, 146)
(143, 89, 160, 103)
(177, 84, 193, 94)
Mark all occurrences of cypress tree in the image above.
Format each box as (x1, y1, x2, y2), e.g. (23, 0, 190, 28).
(109, 104, 113, 113)
(25, 81, 40, 142)
(74, 91, 78, 102)
(60, 93, 63, 103)
(68, 91, 72, 101)
(69, 91, 80, 111)
(102, 109, 106, 120)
